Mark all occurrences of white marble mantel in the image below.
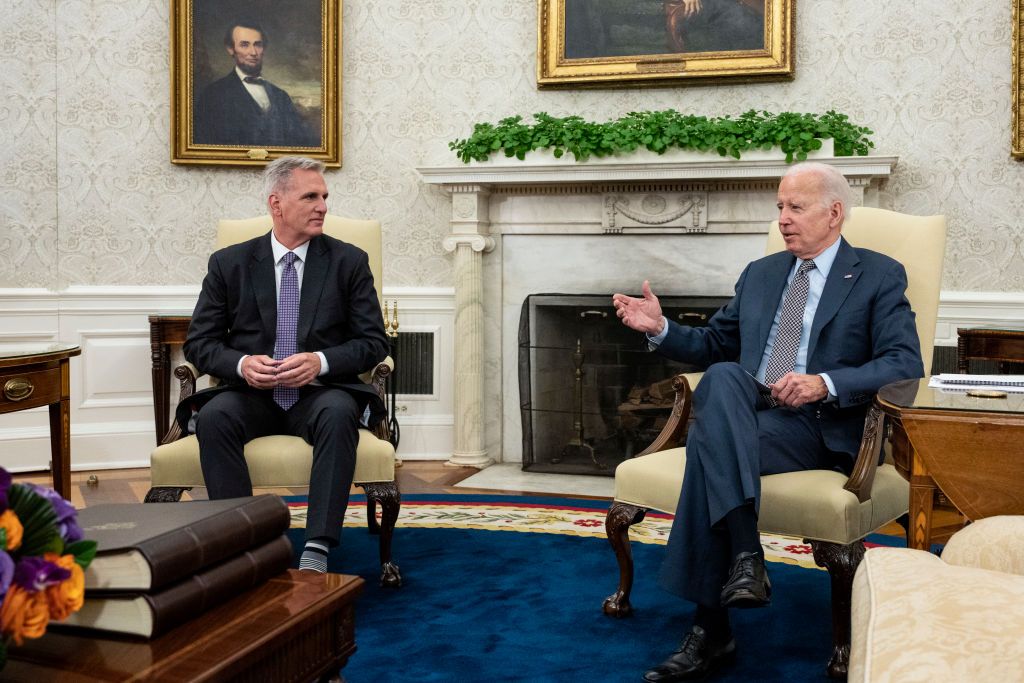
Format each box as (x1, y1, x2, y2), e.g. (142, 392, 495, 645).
(417, 151, 897, 469)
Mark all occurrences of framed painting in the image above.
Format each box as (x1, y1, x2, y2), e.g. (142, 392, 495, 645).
(171, 0, 340, 166)
(1014, 0, 1024, 157)
(537, 0, 794, 87)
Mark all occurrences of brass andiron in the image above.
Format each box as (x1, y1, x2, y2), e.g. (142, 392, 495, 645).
(383, 300, 400, 448)
(556, 338, 602, 468)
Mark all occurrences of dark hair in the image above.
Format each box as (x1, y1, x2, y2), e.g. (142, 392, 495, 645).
(223, 20, 267, 49)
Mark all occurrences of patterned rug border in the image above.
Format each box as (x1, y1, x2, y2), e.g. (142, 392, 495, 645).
(285, 495, 827, 570)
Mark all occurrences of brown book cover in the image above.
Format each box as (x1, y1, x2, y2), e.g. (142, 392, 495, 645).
(56, 534, 294, 638)
(78, 495, 291, 591)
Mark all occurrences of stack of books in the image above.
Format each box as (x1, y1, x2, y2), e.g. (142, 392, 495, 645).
(58, 495, 293, 638)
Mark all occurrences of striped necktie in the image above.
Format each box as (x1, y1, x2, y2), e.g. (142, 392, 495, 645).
(273, 252, 300, 410)
(763, 259, 816, 403)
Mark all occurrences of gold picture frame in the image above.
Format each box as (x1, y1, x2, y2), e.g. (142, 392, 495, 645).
(537, 0, 794, 88)
(1014, 0, 1024, 157)
(171, 0, 340, 166)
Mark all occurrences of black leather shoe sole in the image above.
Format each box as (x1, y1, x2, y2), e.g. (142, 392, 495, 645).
(720, 585, 771, 609)
(641, 642, 736, 682)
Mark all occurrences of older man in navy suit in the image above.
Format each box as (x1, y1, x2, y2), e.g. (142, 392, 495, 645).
(613, 162, 923, 681)
(194, 21, 318, 148)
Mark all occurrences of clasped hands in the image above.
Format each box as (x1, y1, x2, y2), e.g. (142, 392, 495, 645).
(241, 353, 321, 390)
(612, 281, 828, 408)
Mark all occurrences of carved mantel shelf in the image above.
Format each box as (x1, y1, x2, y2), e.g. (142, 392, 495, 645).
(416, 152, 898, 469)
(417, 152, 898, 188)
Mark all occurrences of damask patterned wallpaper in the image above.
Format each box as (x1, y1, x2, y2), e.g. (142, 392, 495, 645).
(1, 0, 1021, 291)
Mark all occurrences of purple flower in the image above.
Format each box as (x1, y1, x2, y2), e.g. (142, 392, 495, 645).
(25, 483, 83, 543)
(13, 556, 70, 592)
(0, 466, 11, 511)
(0, 550, 13, 596)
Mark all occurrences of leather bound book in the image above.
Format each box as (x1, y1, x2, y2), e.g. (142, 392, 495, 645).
(79, 495, 291, 591)
(56, 534, 294, 638)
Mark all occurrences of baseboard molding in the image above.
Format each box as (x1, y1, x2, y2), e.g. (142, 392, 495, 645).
(934, 291, 1024, 345)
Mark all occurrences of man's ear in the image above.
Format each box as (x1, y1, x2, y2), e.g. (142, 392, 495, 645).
(829, 200, 844, 230)
(268, 194, 281, 216)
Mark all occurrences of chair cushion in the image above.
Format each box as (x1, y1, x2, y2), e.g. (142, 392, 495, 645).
(150, 431, 395, 489)
(849, 547, 1024, 681)
(941, 516, 1024, 576)
(613, 448, 908, 544)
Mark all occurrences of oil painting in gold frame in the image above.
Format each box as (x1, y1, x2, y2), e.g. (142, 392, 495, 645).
(1014, 0, 1024, 157)
(538, 0, 794, 88)
(171, 0, 340, 166)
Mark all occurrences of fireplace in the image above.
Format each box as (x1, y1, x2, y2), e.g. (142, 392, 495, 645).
(518, 293, 730, 475)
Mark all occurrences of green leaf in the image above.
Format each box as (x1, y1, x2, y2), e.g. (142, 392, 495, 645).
(65, 539, 98, 569)
(8, 484, 59, 556)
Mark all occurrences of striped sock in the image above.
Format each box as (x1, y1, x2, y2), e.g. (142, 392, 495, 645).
(299, 540, 330, 573)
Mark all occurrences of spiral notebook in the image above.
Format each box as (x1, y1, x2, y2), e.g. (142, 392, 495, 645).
(928, 374, 1024, 392)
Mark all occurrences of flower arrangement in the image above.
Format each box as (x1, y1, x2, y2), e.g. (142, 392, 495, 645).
(0, 468, 96, 670)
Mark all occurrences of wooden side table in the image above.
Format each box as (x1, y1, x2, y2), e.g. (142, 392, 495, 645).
(5, 570, 364, 682)
(956, 327, 1024, 373)
(877, 378, 1024, 550)
(149, 314, 192, 444)
(0, 343, 81, 498)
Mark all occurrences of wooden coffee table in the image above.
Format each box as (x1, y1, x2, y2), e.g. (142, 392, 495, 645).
(5, 570, 364, 682)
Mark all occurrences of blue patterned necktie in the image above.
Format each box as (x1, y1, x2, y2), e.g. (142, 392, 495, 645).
(763, 259, 816, 405)
(273, 252, 300, 410)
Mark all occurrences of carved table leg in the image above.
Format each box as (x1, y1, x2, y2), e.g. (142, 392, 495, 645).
(603, 502, 647, 618)
(362, 482, 402, 588)
(810, 539, 866, 680)
(144, 486, 192, 503)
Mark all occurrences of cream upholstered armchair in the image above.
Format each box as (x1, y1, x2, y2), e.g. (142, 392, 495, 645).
(850, 516, 1024, 681)
(602, 207, 947, 678)
(145, 215, 402, 587)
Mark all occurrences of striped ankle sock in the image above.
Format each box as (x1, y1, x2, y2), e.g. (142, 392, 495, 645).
(299, 540, 330, 573)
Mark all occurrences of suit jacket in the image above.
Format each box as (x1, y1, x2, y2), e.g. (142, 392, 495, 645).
(657, 237, 924, 456)
(176, 232, 389, 431)
(194, 71, 319, 147)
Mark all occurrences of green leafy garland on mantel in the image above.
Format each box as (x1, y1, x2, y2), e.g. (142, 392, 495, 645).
(449, 110, 874, 164)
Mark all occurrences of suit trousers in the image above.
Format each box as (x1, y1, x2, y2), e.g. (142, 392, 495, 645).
(195, 385, 363, 544)
(658, 362, 846, 607)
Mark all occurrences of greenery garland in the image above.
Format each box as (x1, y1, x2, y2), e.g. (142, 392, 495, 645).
(449, 110, 874, 164)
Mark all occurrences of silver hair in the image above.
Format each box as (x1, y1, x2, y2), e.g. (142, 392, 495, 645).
(262, 156, 325, 198)
(783, 161, 852, 225)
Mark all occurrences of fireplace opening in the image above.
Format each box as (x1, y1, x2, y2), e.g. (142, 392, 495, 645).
(518, 293, 731, 476)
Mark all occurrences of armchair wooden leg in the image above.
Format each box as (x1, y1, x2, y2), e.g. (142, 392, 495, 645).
(144, 487, 192, 503)
(361, 482, 402, 588)
(809, 539, 866, 680)
(602, 502, 647, 618)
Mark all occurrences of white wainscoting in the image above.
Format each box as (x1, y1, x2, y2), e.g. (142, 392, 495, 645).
(0, 286, 1018, 473)
(0, 286, 455, 474)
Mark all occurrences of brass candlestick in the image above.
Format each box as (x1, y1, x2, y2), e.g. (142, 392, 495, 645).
(383, 300, 400, 448)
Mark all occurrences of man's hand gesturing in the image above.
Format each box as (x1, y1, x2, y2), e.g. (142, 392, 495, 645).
(612, 281, 666, 336)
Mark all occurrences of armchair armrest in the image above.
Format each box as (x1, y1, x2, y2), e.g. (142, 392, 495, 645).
(636, 372, 703, 456)
(159, 361, 204, 445)
(360, 356, 394, 401)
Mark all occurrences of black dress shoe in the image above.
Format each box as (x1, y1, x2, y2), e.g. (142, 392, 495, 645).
(720, 551, 771, 608)
(642, 625, 736, 682)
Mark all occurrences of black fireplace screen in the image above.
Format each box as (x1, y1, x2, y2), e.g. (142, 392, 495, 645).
(519, 293, 731, 476)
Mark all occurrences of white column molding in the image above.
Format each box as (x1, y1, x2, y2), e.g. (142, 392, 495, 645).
(440, 185, 494, 468)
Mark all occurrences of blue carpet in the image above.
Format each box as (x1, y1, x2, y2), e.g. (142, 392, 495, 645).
(287, 495, 891, 682)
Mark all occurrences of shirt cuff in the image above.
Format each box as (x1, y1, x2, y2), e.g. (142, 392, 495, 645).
(316, 351, 329, 376)
(237, 355, 248, 378)
(819, 373, 837, 401)
(645, 316, 670, 348)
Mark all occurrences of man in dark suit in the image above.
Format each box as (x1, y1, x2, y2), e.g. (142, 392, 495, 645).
(612, 162, 923, 681)
(180, 156, 387, 573)
(194, 21, 318, 147)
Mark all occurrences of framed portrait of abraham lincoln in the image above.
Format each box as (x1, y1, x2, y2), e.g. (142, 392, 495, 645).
(171, 0, 340, 166)
(538, 0, 793, 87)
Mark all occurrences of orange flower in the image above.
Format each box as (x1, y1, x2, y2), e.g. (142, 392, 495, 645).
(0, 509, 23, 550)
(0, 585, 50, 646)
(43, 553, 85, 621)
